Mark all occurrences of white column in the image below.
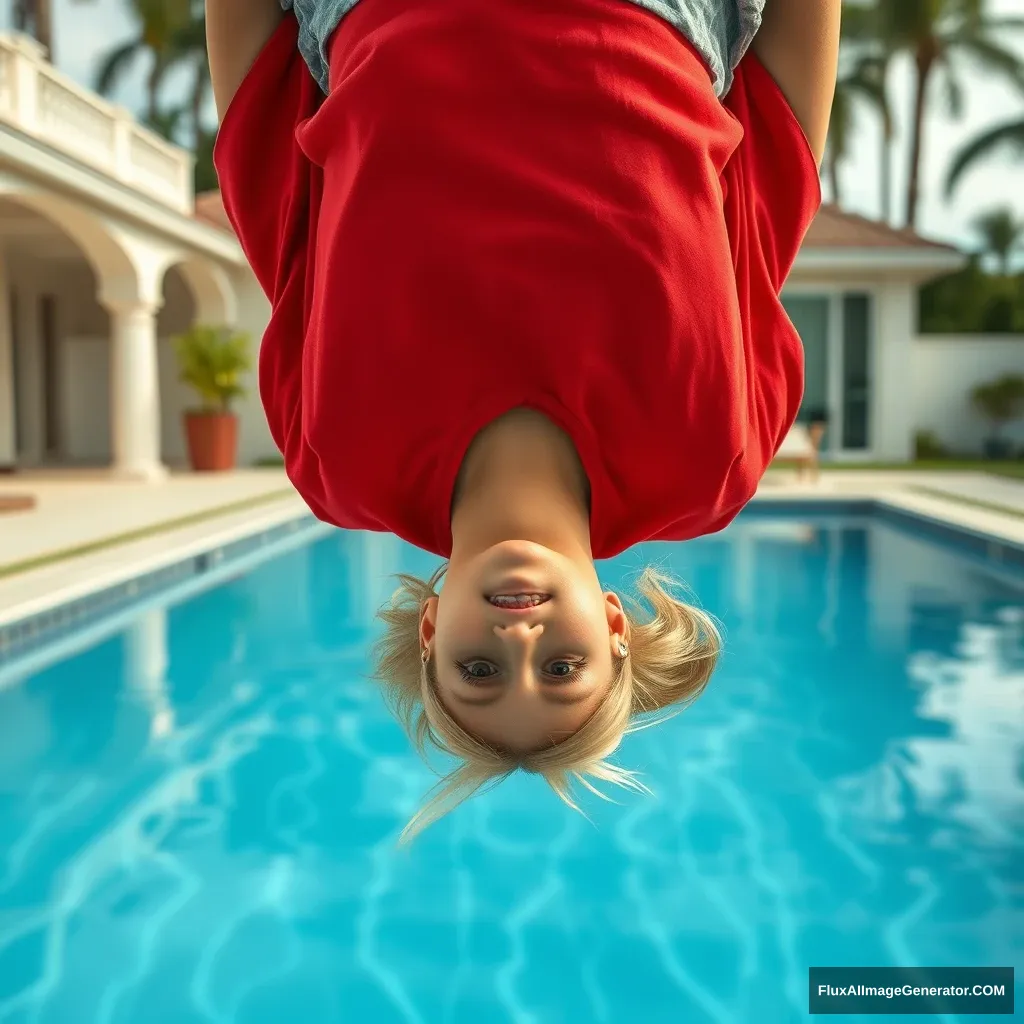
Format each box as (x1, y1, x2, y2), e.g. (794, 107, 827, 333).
(124, 608, 174, 739)
(105, 299, 167, 480)
(0, 249, 15, 468)
(12, 280, 43, 465)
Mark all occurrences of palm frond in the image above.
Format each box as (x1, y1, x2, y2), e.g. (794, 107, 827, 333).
(939, 59, 966, 118)
(978, 16, 1024, 33)
(952, 34, 1024, 90)
(828, 85, 854, 162)
(94, 38, 141, 95)
(945, 118, 1024, 197)
(840, 1, 882, 44)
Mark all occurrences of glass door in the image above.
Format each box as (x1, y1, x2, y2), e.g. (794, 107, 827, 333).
(781, 292, 874, 456)
(781, 295, 831, 448)
(841, 294, 871, 451)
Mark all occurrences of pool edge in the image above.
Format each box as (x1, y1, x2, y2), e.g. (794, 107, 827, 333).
(1, 495, 1022, 671)
(0, 507, 334, 669)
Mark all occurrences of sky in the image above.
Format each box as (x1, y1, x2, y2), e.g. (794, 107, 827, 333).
(4, 0, 1024, 255)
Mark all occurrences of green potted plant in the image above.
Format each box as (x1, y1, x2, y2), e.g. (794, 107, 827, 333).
(971, 374, 1024, 460)
(173, 324, 252, 471)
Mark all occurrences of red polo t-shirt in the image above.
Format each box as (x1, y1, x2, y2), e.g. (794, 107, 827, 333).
(215, 0, 821, 559)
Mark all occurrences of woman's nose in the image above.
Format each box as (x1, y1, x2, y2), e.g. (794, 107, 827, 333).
(492, 621, 544, 643)
(493, 622, 544, 688)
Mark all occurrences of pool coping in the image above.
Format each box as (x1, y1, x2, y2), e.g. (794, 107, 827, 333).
(0, 487, 1021, 672)
(0, 499, 334, 666)
(747, 493, 1024, 569)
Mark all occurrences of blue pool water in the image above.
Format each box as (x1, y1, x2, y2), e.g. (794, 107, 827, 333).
(0, 513, 1021, 1024)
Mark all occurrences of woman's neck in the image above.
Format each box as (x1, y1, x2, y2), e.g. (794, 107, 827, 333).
(449, 408, 592, 562)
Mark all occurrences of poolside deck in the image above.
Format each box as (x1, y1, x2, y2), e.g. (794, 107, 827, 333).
(0, 468, 294, 568)
(0, 469, 308, 625)
(759, 468, 1024, 546)
(1, 466, 1022, 628)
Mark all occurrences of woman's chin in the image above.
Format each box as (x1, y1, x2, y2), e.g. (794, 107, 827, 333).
(486, 538, 560, 563)
(478, 539, 557, 580)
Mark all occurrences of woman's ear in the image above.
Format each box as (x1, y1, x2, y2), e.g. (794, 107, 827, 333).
(603, 591, 629, 643)
(419, 596, 439, 650)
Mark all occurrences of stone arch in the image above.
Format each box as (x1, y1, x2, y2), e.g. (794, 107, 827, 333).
(0, 179, 170, 478)
(171, 257, 238, 327)
(0, 184, 142, 301)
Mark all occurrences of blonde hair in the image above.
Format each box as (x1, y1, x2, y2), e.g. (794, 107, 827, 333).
(371, 563, 720, 843)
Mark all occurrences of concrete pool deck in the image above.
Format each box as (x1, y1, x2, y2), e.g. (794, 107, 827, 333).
(0, 469, 311, 626)
(758, 469, 1024, 546)
(1, 466, 1023, 628)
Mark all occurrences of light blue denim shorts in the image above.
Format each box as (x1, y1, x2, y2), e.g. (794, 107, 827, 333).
(280, 0, 764, 98)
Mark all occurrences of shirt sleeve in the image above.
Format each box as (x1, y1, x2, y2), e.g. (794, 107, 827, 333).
(715, 49, 822, 496)
(213, 15, 321, 303)
(213, 17, 334, 522)
(721, 49, 822, 292)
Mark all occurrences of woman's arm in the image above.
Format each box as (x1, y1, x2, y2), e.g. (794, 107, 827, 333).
(207, 0, 286, 119)
(751, 0, 841, 167)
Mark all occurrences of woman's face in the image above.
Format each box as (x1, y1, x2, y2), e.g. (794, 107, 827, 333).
(420, 541, 628, 753)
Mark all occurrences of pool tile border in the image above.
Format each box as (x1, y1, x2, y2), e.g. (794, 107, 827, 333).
(749, 496, 1024, 568)
(1, 495, 1022, 671)
(0, 514, 324, 666)
(873, 503, 1024, 569)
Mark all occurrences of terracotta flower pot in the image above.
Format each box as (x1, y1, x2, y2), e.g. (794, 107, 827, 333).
(183, 411, 238, 471)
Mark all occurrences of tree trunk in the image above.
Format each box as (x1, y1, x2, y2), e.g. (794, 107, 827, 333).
(829, 152, 842, 207)
(191, 63, 205, 148)
(879, 57, 893, 225)
(12, 0, 53, 59)
(880, 130, 892, 224)
(147, 57, 163, 127)
(905, 44, 937, 229)
(12, 0, 29, 34)
(35, 0, 53, 60)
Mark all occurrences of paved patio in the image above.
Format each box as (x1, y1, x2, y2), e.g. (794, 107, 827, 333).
(0, 469, 306, 625)
(0, 468, 293, 569)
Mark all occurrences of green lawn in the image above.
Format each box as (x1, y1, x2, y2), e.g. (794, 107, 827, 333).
(819, 459, 1024, 480)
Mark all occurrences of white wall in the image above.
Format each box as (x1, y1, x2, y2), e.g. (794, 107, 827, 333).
(781, 276, 917, 462)
(913, 335, 1024, 454)
(7, 254, 279, 469)
(872, 282, 917, 462)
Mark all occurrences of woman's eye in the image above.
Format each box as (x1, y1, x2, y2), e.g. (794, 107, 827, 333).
(546, 659, 586, 679)
(458, 661, 497, 681)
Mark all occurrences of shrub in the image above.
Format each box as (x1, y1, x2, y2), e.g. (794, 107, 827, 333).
(914, 430, 948, 459)
(173, 325, 252, 413)
(971, 375, 1024, 434)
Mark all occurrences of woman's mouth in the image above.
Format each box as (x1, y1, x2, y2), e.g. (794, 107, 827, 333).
(487, 593, 551, 609)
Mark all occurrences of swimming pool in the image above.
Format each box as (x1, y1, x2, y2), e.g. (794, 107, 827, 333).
(1, 511, 1021, 1024)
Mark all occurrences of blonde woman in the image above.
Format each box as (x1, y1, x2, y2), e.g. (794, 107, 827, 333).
(206, 0, 840, 839)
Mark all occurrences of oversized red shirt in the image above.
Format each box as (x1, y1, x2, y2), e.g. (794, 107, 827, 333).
(215, 0, 821, 559)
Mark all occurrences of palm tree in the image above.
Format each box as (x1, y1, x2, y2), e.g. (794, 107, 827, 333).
(898, 1, 1024, 228)
(93, 0, 193, 125)
(171, 12, 211, 147)
(849, 0, 1024, 229)
(12, 0, 53, 58)
(826, 51, 892, 210)
(838, 2, 896, 222)
(945, 115, 1024, 198)
(973, 207, 1024, 276)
